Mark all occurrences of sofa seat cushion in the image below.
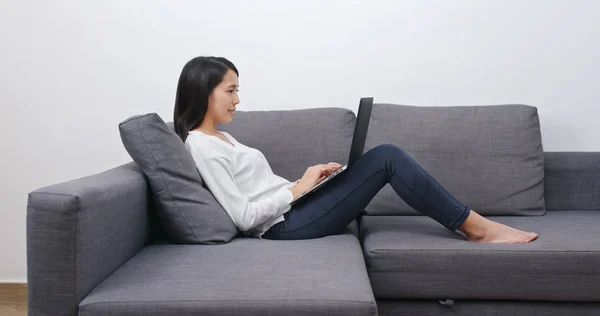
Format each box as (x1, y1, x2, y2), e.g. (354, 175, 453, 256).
(360, 211, 600, 301)
(79, 234, 377, 316)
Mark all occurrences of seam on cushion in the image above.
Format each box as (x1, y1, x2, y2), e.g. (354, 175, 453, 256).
(79, 300, 378, 316)
(31, 192, 76, 197)
(546, 208, 600, 211)
(29, 192, 79, 212)
(367, 270, 600, 277)
(137, 119, 200, 243)
(80, 298, 377, 306)
(365, 249, 600, 253)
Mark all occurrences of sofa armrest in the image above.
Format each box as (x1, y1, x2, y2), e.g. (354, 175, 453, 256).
(544, 151, 600, 211)
(26, 161, 154, 316)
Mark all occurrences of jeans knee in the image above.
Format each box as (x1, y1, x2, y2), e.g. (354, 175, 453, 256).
(373, 143, 405, 157)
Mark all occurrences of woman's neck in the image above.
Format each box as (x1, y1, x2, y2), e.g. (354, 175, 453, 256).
(192, 124, 218, 136)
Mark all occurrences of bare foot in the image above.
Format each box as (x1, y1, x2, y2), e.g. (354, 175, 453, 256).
(458, 211, 539, 244)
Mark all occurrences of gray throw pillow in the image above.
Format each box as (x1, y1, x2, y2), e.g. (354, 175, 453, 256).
(119, 113, 238, 244)
(363, 103, 545, 216)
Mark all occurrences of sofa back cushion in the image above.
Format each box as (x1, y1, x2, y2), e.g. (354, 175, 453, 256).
(215, 107, 356, 182)
(119, 113, 238, 244)
(363, 103, 545, 216)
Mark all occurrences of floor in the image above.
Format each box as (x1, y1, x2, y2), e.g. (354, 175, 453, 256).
(0, 283, 27, 315)
(0, 304, 27, 315)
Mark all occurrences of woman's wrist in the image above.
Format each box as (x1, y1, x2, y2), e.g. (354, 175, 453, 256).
(288, 185, 301, 201)
(289, 180, 307, 200)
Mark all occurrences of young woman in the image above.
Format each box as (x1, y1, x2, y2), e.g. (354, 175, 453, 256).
(174, 56, 539, 243)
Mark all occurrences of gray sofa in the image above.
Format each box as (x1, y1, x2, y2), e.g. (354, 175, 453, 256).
(27, 103, 600, 315)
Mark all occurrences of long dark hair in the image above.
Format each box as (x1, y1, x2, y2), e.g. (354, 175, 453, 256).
(173, 56, 239, 143)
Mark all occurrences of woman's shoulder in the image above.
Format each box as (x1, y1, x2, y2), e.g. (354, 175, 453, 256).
(185, 133, 229, 160)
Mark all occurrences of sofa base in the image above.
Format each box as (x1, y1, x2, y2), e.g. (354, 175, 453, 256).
(377, 299, 600, 316)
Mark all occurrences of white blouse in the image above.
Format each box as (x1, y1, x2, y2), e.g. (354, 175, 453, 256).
(184, 130, 295, 238)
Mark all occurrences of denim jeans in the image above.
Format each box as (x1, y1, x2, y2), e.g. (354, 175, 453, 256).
(262, 144, 472, 240)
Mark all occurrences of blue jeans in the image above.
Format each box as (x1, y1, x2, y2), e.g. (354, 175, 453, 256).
(263, 144, 471, 240)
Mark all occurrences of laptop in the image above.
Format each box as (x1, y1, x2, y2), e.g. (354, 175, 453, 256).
(289, 97, 373, 206)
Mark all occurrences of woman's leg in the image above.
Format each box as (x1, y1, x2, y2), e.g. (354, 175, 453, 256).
(263, 144, 538, 243)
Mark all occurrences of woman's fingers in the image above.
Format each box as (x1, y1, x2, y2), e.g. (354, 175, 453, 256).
(321, 166, 333, 176)
(319, 163, 341, 177)
(317, 174, 327, 183)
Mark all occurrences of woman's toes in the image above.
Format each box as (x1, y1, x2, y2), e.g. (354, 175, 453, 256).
(528, 233, 539, 242)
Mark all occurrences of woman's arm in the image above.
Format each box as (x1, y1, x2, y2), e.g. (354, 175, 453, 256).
(288, 179, 309, 200)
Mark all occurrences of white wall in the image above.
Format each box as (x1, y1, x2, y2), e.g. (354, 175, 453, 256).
(1, 0, 598, 282)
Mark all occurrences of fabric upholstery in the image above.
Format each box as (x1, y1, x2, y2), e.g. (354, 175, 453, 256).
(377, 300, 600, 316)
(544, 151, 600, 211)
(28, 103, 599, 316)
(360, 211, 600, 301)
(215, 107, 356, 182)
(362, 103, 545, 216)
(79, 235, 377, 316)
(26, 162, 153, 316)
(119, 113, 239, 244)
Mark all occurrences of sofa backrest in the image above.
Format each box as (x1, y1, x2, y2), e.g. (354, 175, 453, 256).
(168, 107, 357, 182)
(163, 105, 598, 219)
(361, 103, 546, 216)
(544, 152, 600, 211)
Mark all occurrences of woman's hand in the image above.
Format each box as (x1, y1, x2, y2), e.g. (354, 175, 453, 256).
(288, 162, 342, 200)
(298, 162, 342, 190)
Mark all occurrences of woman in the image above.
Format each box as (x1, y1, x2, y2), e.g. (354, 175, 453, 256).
(174, 56, 539, 243)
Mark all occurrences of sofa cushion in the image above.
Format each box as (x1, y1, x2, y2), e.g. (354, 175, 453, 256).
(363, 103, 545, 216)
(360, 211, 600, 301)
(119, 113, 238, 244)
(218, 107, 356, 182)
(79, 234, 377, 316)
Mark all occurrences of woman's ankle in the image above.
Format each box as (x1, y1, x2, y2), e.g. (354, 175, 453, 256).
(458, 210, 487, 239)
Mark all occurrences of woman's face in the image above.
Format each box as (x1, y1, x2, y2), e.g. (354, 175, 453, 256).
(208, 69, 240, 124)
